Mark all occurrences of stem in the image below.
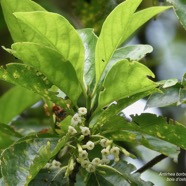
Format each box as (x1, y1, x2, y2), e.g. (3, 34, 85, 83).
(69, 161, 80, 185)
(133, 154, 167, 174)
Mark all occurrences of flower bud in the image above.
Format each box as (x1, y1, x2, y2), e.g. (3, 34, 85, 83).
(100, 139, 111, 147)
(110, 146, 120, 156)
(92, 158, 101, 166)
(79, 150, 88, 159)
(101, 157, 110, 165)
(86, 163, 96, 173)
(68, 126, 77, 135)
(71, 113, 81, 126)
(78, 107, 87, 116)
(80, 126, 90, 136)
(83, 141, 95, 150)
(101, 148, 110, 156)
(81, 160, 90, 168)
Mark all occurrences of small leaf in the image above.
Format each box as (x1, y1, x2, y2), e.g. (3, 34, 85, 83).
(0, 86, 41, 124)
(78, 28, 97, 92)
(1, 135, 67, 186)
(10, 42, 82, 106)
(1, 0, 46, 42)
(13, 11, 85, 89)
(98, 60, 156, 108)
(162, 78, 178, 88)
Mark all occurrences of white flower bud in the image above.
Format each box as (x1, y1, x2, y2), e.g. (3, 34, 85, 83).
(80, 126, 90, 136)
(49, 160, 61, 169)
(71, 113, 81, 126)
(86, 163, 96, 172)
(83, 141, 95, 150)
(100, 139, 111, 147)
(92, 158, 101, 166)
(110, 146, 120, 155)
(101, 157, 110, 165)
(81, 159, 90, 168)
(78, 107, 87, 116)
(79, 150, 88, 159)
(101, 148, 110, 156)
(68, 126, 77, 135)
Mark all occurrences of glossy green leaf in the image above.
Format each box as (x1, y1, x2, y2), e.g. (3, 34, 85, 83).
(13, 11, 85, 89)
(0, 86, 41, 124)
(162, 78, 178, 88)
(178, 73, 186, 104)
(95, 0, 171, 83)
(0, 123, 22, 150)
(78, 29, 97, 92)
(95, 0, 142, 83)
(1, 135, 67, 186)
(1, 0, 46, 42)
(95, 162, 152, 186)
(168, 0, 186, 30)
(98, 60, 156, 108)
(146, 85, 180, 108)
(10, 42, 82, 106)
(29, 167, 68, 186)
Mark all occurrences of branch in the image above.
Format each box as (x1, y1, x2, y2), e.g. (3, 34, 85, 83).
(133, 154, 167, 174)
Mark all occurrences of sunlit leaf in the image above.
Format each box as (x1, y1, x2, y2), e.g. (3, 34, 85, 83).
(98, 60, 156, 108)
(78, 29, 97, 92)
(0, 86, 41, 124)
(10, 42, 82, 106)
(13, 11, 85, 89)
(1, 0, 46, 42)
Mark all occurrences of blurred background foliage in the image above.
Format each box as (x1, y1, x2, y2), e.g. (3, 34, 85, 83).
(1, 0, 186, 185)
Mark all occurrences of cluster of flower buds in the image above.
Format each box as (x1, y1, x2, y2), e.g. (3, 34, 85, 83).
(44, 159, 61, 170)
(67, 107, 121, 173)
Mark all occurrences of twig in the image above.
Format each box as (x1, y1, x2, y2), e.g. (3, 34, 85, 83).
(133, 154, 167, 174)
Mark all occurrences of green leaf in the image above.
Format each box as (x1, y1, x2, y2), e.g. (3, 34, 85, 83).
(162, 78, 178, 88)
(95, 162, 152, 186)
(146, 85, 180, 108)
(13, 11, 85, 89)
(0, 123, 22, 150)
(0, 63, 52, 96)
(1, 0, 46, 42)
(78, 29, 97, 92)
(131, 113, 186, 149)
(29, 167, 68, 186)
(10, 42, 82, 106)
(100, 45, 153, 86)
(95, 0, 171, 83)
(167, 0, 186, 30)
(98, 60, 156, 108)
(0, 86, 41, 124)
(95, 0, 142, 83)
(1, 135, 67, 186)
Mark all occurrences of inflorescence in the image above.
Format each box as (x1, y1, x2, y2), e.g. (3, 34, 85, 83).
(67, 107, 121, 173)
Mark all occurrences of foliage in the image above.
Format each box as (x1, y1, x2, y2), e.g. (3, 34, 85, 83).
(0, 0, 185, 185)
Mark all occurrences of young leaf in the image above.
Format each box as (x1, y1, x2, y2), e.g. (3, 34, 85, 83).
(1, 0, 46, 42)
(1, 135, 67, 186)
(95, 0, 142, 83)
(10, 42, 82, 106)
(95, 0, 171, 83)
(98, 60, 156, 108)
(78, 29, 97, 92)
(13, 11, 85, 90)
(100, 45, 153, 84)
(0, 86, 41, 124)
